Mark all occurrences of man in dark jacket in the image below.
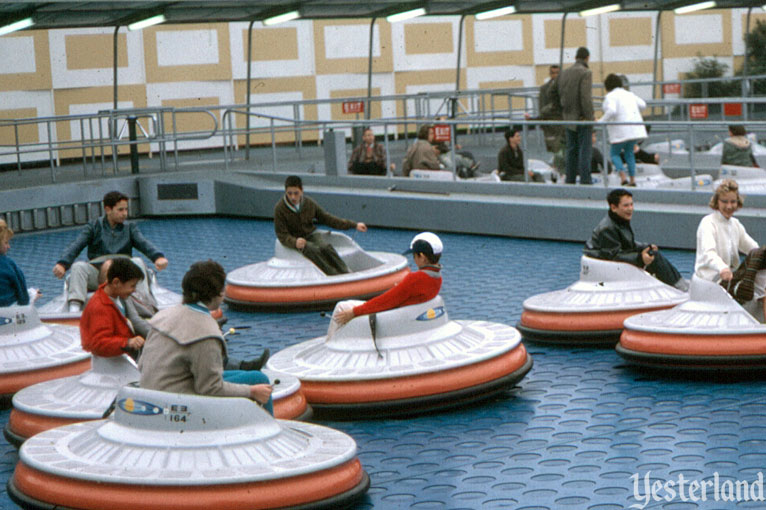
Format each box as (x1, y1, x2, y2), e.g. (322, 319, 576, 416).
(584, 189, 687, 290)
(53, 191, 168, 311)
(274, 175, 367, 275)
(556, 46, 594, 185)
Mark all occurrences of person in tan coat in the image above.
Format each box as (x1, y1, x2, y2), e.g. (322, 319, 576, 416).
(402, 124, 441, 176)
(139, 260, 273, 414)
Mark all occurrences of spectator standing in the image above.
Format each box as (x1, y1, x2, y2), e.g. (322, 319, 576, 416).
(598, 73, 648, 186)
(556, 46, 594, 184)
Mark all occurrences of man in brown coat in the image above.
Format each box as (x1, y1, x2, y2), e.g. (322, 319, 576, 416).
(556, 46, 594, 184)
(274, 175, 367, 275)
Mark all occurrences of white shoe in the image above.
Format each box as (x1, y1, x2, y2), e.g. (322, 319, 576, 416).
(68, 301, 82, 312)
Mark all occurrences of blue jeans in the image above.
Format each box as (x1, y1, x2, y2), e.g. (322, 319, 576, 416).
(223, 369, 274, 415)
(610, 139, 638, 178)
(565, 126, 593, 184)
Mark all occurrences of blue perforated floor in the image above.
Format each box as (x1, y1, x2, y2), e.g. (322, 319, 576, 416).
(4, 217, 766, 510)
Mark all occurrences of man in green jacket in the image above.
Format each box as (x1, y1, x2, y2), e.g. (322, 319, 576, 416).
(274, 175, 367, 275)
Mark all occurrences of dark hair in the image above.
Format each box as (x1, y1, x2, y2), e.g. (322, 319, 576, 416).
(435, 142, 449, 154)
(549, 64, 560, 71)
(182, 260, 226, 304)
(103, 191, 128, 209)
(284, 175, 303, 189)
(604, 73, 623, 92)
(729, 125, 746, 137)
(607, 188, 632, 207)
(106, 258, 144, 283)
(417, 124, 433, 140)
(504, 126, 521, 142)
(575, 47, 590, 60)
(411, 240, 441, 264)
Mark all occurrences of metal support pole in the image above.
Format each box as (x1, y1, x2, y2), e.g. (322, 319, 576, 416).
(559, 12, 568, 70)
(688, 124, 696, 191)
(245, 20, 256, 160)
(366, 17, 376, 121)
(652, 11, 662, 104)
(522, 122, 529, 182)
(113, 26, 120, 109)
(455, 14, 466, 94)
(743, 7, 753, 121)
(127, 116, 139, 174)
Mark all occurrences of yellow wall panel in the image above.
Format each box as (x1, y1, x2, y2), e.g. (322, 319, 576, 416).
(66, 34, 127, 70)
(544, 18, 586, 50)
(243, 28, 299, 61)
(404, 23, 453, 55)
(478, 80, 525, 111)
(0, 108, 38, 146)
(0, 30, 51, 92)
(609, 17, 652, 47)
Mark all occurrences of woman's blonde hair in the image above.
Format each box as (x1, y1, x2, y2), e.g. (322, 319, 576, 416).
(0, 219, 13, 243)
(709, 179, 744, 210)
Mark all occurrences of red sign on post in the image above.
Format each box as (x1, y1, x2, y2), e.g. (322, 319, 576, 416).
(432, 124, 451, 142)
(724, 103, 743, 116)
(689, 104, 708, 120)
(342, 101, 364, 114)
(663, 83, 681, 94)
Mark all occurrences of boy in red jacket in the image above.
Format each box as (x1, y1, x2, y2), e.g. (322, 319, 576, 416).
(80, 257, 145, 358)
(333, 232, 443, 327)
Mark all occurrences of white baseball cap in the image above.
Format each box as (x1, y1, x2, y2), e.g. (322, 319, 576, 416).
(403, 232, 443, 256)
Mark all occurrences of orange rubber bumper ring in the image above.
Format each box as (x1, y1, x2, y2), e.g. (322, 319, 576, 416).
(300, 344, 528, 404)
(520, 306, 675, 332)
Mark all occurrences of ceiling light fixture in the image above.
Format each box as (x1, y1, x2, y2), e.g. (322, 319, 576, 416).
(386, 7, 426, 23)
(674, 1, 716, 14)
(579, 4, 621, 17)
(0, 17, 34, 37)
(127, 14, 166, 31)
(475, 6, 516, 20)
(262, 10, 300, 26)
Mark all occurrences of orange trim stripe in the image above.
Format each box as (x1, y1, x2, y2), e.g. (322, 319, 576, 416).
(620, 329, 766, 356)
(39, 318, 80, 327)
(301, 345, 528, 404)
(8, 410, 81, 441)
(13, 458, 364, 510)
(0, 359, 91, 395)
(520, 306, 674, 332)
(225, 268, 409, 304)
(273, 391, 308, 420)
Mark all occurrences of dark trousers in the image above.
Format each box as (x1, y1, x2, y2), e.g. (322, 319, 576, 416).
(646, 251, 682, 287)
(565, 126, 593, 184)
(302, 232, 350, 275)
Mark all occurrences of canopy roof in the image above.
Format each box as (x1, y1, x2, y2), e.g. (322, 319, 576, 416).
(2, 1, 766, 30)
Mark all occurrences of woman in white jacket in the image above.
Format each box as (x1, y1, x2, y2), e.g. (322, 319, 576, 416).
(695, 179, 758, 283)
(598, 74, 648, 186)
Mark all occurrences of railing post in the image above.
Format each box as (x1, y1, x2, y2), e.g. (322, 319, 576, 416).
(688, 123, 696, 191)
(271, 118, 277, 172)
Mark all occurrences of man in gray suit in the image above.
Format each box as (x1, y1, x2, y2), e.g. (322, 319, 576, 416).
(556, 47, 594, 184)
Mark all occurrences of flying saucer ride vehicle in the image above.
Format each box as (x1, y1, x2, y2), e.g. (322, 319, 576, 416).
(518, 256, 688, 346)
(267, 296, 532, 418)
(225, 231, 409, 310)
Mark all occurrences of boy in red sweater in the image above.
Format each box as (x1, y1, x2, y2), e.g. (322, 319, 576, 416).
(80, 258, 146, 358)
(333, 232, 443, 326)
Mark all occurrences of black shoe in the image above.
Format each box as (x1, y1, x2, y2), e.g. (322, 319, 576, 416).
(240, 348, 270, 371)
(621, 180, 629, 185)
